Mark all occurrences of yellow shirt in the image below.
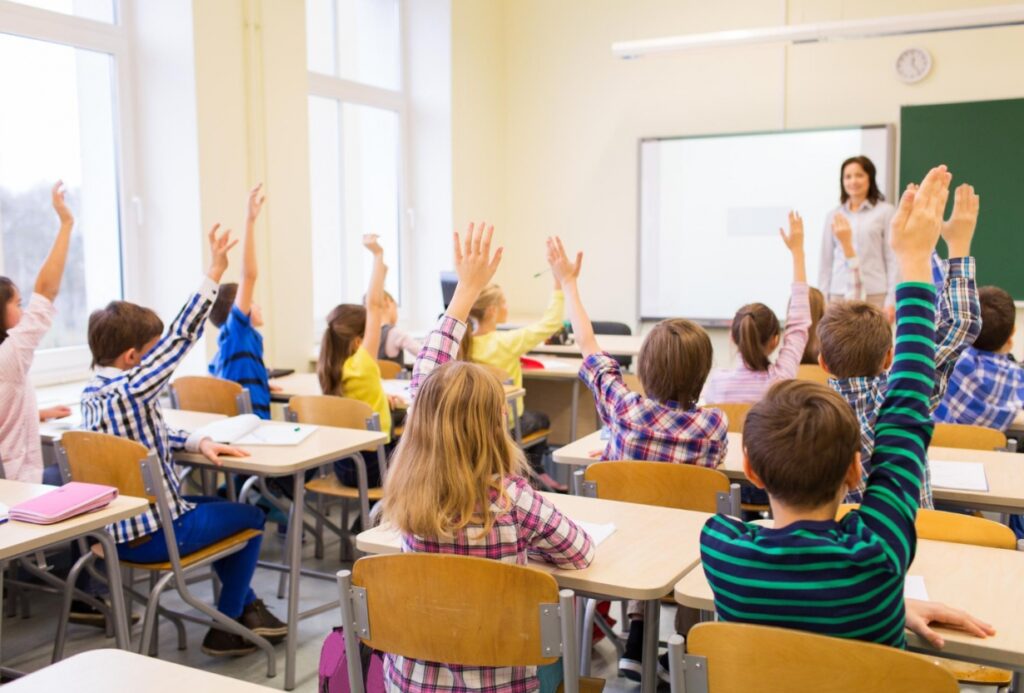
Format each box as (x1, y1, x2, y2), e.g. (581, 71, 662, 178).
(470, 290, 564, 415)
(342, 346, 392, 442)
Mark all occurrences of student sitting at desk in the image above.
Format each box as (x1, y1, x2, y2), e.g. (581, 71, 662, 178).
(382, 222, 593, 693)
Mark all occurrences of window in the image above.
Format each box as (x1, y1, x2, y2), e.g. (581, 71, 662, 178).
(306, 0, 405, 330)
(0, 0, 134, 379)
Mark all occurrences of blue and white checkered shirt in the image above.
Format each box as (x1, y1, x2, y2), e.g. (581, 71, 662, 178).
(81, 278, 217, 544)
(830, 256, 980, 508)
(936, 347, 1024, 431)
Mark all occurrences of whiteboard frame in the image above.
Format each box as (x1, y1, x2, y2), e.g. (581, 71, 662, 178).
(635, 123, 895, 325)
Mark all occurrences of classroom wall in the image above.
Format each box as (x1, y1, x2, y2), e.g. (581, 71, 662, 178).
(451, 0, 1024, 365)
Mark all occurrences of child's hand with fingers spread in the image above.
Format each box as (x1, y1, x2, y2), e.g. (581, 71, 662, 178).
(247, 183, 266, 224)
(546, 237, 583, 287)
(198, 438, 250, 467)
(941, 183, 980, 258)
(453, 222, 503, 292)
(51, 180, 73, 227)
(778, 210, 804, 254)
(207, 224, 238, 283)
(363, 234, 384, 257)
(832, 213, 855, 258)
(891, 165, 951, 282)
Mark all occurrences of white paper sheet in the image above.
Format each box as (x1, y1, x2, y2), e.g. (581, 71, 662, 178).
(235, 424, 317, 446)
(929, 460, 989, 492)
(904, 575, 929, 601)
(576, 520, 616, 547)
(529, 358, 578, 372)
(381, 380, 411, 400)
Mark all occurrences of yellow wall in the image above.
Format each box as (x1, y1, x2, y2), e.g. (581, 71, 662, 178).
(451, 0, 1024, 363)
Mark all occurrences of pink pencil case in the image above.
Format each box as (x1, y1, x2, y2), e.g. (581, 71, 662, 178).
(10, 482, 119, 525)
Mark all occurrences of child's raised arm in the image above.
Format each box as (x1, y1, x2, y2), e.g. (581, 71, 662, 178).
(779, 210, 806, 284)
(545, 237, 597, 357)
(235, 183, 265, 316)
(941, 183, 979, 260)
(34, 181, 75, 301)
(360, 234, 388, 360)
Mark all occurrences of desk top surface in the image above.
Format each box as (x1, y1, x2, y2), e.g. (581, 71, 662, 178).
(529, 335, 642, 357)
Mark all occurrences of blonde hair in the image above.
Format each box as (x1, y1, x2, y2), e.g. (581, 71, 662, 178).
(382, 360, 528, 539)
(458, 284, 504, 361)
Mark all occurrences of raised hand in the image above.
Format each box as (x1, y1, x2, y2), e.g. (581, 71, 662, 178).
(363, 234, 384, 257)
(832, 213, 855, 258)
(446, 222, 503, 323)
(546, 237, 583, 287)
(51, 181, 73, 227)
(207, 223, 238, 282)
(246, 183, 266, 224)
(778, 210, 804, 254)
(941, 183, 979, 258)
(890, 166, 951, 281)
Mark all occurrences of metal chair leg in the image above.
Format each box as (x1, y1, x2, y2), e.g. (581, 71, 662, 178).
(580, 597, 598, 676)
(53, 550, 96, 662)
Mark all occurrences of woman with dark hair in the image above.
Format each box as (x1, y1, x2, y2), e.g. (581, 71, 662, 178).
(818, 155, 896, 309)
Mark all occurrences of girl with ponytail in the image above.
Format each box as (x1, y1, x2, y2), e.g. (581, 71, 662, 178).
(702, 211, 812, 404)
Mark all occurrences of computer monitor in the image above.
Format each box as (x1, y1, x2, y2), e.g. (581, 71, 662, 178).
(440, 271, 458, 309)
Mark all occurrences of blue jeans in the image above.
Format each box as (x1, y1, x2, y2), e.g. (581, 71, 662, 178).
(116, 496, 265, 618)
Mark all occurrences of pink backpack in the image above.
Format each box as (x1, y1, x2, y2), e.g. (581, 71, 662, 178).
(319, 627, 385, 693)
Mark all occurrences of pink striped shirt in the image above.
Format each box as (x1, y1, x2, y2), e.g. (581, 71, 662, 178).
(0, 293, 56, 482)
(701, 283, 811, 405)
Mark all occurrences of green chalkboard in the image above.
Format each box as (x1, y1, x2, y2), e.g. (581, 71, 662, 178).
(900, 98, 1024, 298)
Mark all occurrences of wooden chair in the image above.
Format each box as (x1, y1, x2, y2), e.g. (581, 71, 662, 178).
(375, 359, 403, 380)
(705, 402, 751, 434)
(55, 431, 274, 676)
(286, 395, 387, 559)
(337, 554, 603, 693)
(931, 423, 1008, 451)
(796, 363, 829, 384)
(667, 623, 957, 692)
(168, 375, 252, 416)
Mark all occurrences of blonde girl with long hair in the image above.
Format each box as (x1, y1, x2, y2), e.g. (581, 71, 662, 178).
(382, 222, 594, 693)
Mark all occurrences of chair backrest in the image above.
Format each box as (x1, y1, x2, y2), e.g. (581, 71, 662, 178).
(58, 431, 154, 501)
(837, 504, 1017, 550)
(705, 402, 751, 433)
(287, 395, 374, 429)
(592, 321, 633, 368)
(348, 554, 563, 666)
(796, 363, 829, 385)
(931, 423, 1007, 451)
(376, 360, 403, 380)
(169, 376, 248, 416)
(584, 461, 730, 513)
(679, 623, 957, 692)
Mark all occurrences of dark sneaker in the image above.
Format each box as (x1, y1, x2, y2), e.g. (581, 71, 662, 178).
(238, 598, 288, 643)
(618, 618, 644, 682)
(201, 627, 257, 657)
(69, 600, 140, 628)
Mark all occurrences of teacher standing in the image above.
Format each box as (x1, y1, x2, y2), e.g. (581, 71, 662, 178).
(818, 155, 896, 308)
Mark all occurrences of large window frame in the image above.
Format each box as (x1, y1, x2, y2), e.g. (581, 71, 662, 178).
(306, 0, 411, 329)
(0, 0, 140, 383)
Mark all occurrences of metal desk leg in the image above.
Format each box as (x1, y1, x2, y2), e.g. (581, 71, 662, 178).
(285, 471, 305, 690)
(641, 598, 660, 693)
(569, 380, 579, 442)
(90, 531, 131, 649)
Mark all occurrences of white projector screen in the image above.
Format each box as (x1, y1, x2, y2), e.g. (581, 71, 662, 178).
(639, 125, 893, 322)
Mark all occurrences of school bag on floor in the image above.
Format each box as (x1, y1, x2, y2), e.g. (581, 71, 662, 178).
(319, 626, 385, 693)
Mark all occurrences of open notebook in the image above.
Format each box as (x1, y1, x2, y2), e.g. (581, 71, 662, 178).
(195, 415, 317, 446)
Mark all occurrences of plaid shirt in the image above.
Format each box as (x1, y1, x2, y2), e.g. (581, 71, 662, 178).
(81, 278, 217, 544)
(390, 314, 594, 693)
(830, 257, 980, 507)
(936, 347, 1024, 431)
(580, 353, 728, 467)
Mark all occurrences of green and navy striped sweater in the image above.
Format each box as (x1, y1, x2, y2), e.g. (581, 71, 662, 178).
(700, 281, 936, 648)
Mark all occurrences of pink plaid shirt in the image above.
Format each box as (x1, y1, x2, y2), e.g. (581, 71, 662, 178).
(386, 314, 594, 693)
(580, 353, 728, 467)
(701, 282, 812, 404)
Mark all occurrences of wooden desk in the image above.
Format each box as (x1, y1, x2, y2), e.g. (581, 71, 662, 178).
(522, 358, 595, 444)
(357, 492, 710, 693)
(674, 538, 1024, 671)
(4, 649, 276, 692)
(0, 480, 148, 662)
(555, 431, 1024, 513)
(529, 334, 642, 358)
(169, 414, 385, 690)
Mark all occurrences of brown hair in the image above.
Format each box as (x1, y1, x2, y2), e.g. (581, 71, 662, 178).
(458, 284, 504, 361)
(731, 303, 780, 372)
(209, 283, 238, 327)
(974, 286, 1015, 352)
(383, 360, 528, 539)
(87, 301, 165, 368)
(817, 300, 892, 378)
(318, 304, 367, 395)
(0, 277, 17, 345)
(745, 380, 860, 509)
(840, 156, 885, 206)
(801, 287, 826, 365)
(637, 318, 713, 408)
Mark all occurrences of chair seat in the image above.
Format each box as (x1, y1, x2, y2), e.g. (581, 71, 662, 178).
(521, 428, 551, 448)
(306, 475, 384, 500)
(919, 654, 1012, 685)
(120, 529, 263, 571)
(558, 677, 605, 693)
